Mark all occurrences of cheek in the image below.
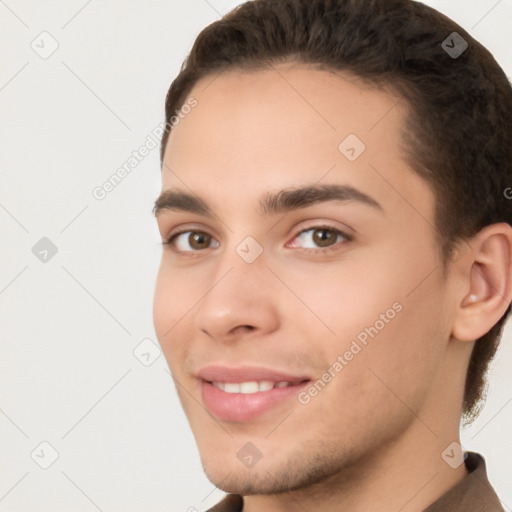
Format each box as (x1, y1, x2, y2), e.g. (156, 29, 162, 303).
(282, 253, 402, 345)
(153, 270, 172, 342)
(297, 244, 446, 383)
(152, 262, 191, 354)
(301, 302, 444, 446)
(330, 276, 449, 424)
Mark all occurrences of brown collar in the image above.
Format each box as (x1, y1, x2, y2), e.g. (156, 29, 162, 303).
(207, 452, 503, 512)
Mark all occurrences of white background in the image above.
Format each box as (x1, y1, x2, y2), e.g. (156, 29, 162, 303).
(1, 1, 511, 510)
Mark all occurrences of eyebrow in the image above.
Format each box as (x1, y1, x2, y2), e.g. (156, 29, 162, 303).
(152, 183, 384, 218)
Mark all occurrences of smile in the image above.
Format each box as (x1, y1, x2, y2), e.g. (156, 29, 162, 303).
(211, 381, 296, 393)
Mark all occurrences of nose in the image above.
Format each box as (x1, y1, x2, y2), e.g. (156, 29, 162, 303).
(194, 249, 280, 342)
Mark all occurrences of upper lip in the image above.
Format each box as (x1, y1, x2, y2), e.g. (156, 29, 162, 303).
(197, 365, 311, 384)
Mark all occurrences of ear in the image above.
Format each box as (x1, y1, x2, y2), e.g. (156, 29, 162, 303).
(451, 223, 512, 342)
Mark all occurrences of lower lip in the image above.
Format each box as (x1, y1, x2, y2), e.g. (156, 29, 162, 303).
(201, 380, 310, 422)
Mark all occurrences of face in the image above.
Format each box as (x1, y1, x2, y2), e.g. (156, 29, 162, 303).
(153, 62, 456, 494)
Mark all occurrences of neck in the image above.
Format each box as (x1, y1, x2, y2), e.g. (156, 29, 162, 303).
(242, 419, 468, 512)
(242, 338, 472, 512)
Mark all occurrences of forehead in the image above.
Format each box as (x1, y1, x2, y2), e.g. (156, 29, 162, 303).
(161, 63, 434, 225)
(165, 62, 403, 163)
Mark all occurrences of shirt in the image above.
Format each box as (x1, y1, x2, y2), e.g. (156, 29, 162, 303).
(206, 452, 504, 511)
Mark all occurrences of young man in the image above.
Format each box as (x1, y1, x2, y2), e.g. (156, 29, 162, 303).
(152, 0, 512, 510)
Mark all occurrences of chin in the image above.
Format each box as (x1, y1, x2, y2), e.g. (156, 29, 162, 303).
(199, 445, 349, 496)
(202, 465, 295, 495)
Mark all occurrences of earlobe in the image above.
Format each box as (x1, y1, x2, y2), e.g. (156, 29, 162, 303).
(451, 223, 512, 342)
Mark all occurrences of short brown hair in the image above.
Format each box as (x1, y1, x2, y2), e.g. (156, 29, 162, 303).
(160, 0, 512, 421)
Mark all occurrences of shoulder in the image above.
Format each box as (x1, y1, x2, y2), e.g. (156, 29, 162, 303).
(424, 452, 504, 512)
(206, 493, 244, 512)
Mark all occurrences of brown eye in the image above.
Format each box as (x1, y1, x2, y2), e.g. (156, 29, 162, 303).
(188, 232, 212, 249)
(164, 230, 220, 252)
(290, 226, 351, 251)
(312, 228, 338, 247)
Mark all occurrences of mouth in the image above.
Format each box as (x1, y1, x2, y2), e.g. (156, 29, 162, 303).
(198, 365, 311, 422)
(210, 380, 300, 393)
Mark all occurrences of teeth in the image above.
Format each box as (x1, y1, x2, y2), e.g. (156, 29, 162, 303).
(224, 382, 242, 393)
(212, 380, 293, 393)
(240, 381, 259, 393)
(258, 380, 274, 392)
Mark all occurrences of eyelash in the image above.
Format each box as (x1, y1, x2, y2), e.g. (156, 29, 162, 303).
(161, 225, 353, 254)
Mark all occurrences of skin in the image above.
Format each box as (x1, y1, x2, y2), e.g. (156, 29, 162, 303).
(153, 62, 512, 512)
